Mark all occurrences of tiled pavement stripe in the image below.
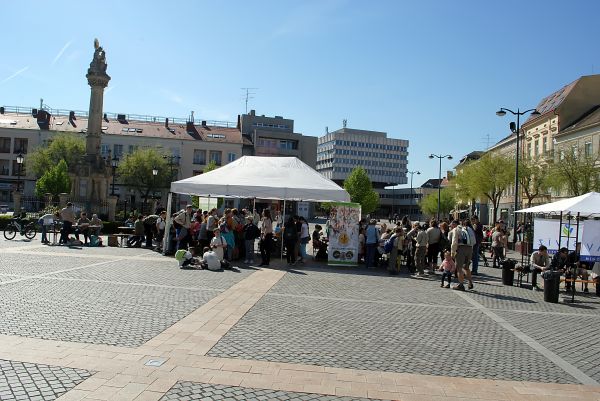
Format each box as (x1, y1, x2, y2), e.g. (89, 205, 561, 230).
(0, 274, 231, 292)
(454, 290, 599, 386)
(0, 252, 147, 286)
(4, 248, 166, 261)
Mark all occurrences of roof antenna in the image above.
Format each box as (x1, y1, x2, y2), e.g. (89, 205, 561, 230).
(241, 87, 258, 113)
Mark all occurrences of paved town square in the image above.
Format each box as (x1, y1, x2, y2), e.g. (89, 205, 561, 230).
(0, 238, 599, 401)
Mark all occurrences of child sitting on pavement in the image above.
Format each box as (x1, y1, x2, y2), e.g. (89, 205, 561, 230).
(439, 251, 456, 288)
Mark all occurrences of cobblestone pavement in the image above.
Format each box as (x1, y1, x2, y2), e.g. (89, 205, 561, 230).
(209, 264, 600, 384)
(160, 382, 387, 401)
(0, 239, 599, 400)
(0, 243, 253, 347)
(0, 359, 91, 401)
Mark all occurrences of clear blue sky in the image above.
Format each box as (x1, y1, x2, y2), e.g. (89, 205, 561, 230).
(1, 0, 598, 184)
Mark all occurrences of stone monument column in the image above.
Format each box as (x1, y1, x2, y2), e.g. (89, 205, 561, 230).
(85, 38, 111, 167)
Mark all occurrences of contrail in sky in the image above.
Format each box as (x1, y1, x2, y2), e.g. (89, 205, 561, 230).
(51, 40, 72, 65)
(0, 66, 30, 85)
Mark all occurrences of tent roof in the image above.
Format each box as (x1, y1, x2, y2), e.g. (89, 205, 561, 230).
(170, 156, 350, 202)
(516, 192, 600, 216)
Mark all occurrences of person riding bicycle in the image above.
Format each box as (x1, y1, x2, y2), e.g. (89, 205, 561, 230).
(12, 209, 29, 231)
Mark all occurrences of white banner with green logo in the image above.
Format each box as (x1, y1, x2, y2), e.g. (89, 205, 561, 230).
(327, 202, 361, 266)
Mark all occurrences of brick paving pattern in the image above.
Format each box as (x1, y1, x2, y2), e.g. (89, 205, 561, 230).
(160, 382, 387, 401)
(0, 359, 91, 401)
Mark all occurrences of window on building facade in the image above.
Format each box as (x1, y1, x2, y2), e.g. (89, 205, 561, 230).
(113, 144, 123, 157)
(101, 144, 110, 157)
(527, 143, 532, 158)
(128, 145, 138, 154)
(534, 139, 539, 157)
(0, 138, 10, 153)
(193, 149, 206, 164)
(209, 150, 222, 165)
(228, 153, 236, 162)
(585, 142, 592, 157)
(0, 160, 9, 175)
(543, 137, 547, 154)
(14, 138, 28, 154)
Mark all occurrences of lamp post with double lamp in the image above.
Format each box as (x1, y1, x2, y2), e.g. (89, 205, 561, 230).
(495, 107, 540, 247)
(428, 154, 452, 222)
(111, 155, 119, 196)
(407, 170, 421, 221)
(16, 152, 24, 193)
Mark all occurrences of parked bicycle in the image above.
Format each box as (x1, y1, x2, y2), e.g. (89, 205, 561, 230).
(3, 218, 37, 240)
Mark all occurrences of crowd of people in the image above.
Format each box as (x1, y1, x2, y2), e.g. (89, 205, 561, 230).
(358, 215, 486, 291)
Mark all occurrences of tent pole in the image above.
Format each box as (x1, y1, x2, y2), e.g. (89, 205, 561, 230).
(281, 200, 286, 260)
(571, 212, 581, 302)
(163, 192, 173, 255)
(558, 212, 563, 249)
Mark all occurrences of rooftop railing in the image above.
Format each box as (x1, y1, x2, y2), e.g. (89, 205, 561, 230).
(0, 105, 238, 128)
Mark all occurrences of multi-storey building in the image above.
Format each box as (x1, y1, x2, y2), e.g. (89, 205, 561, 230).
(239, 110, 317, 168)
(0, 106, 243, 209)
(316, 127, 409, 216)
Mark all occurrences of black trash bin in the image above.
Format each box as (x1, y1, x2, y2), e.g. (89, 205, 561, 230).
(501, 259, 516, 286)
(543, 271, 561, 303)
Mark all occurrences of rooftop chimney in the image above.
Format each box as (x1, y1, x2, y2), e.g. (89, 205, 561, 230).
(250, 109, 255, 116)
(201, 120, 207, 127)
(165, 118, 169, 128)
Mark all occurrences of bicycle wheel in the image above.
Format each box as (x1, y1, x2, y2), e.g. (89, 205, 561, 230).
(3, 224, 17, 240)
(24, 224, 37, 240)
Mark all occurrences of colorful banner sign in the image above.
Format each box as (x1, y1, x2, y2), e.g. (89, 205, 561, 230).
(533, 218, 600, 262)
(328, 202, 361, 266)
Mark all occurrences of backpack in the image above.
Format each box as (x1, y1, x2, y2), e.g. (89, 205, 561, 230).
(458, 228, 474, 246)
(383, 234, 397, 253)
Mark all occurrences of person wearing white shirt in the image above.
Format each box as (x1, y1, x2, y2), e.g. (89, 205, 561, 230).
(210, 227, 228, 262)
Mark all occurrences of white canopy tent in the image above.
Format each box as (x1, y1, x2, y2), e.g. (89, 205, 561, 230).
(169, 156, 350, 202)
(516, 192, 600, 216)
(163, 156, 350, 255)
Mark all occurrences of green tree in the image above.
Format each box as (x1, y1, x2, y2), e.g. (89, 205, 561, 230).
(343, 167, 379, 215)
(35, 159, 71, 197)
(546, 146, 600, 196)
(518, 156, 552, 207)
(454, 153, 514, 223)
(192, 161, 220, 208)
(27, 133, 85, 177)
(117, 148, 171, 200)
(420, 187, 455, 218)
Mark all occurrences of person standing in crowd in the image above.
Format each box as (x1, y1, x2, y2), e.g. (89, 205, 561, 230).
(259, 209, 274, 266)
(449, 219, 476, 291)
(388, 226, 405, 275)
(283, 216, 298, 266)
(174, 205, 193, 250)
(206, 208, 218, 243)
(210, 227, 228, 263)
(470, 215, 484, 275)
(38, 211, 59, 244)
(530, 245, 550, 291)
(426, 220, 441, 273)
(232, 208, 245, 261)
(365, 219, 380, 268)
(59, 202, 76, 244)
(491, 222, 505, 268)
(414, 224, 428, 277)
(155, 211, 167, 250)
(298, 216, 310, 264)
(243, 216, 260, 264)
(197, 213, 209, 250)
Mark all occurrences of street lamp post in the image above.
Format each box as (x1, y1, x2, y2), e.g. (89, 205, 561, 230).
(428, 154, 452, 222)
(152, 167, 158, 200)
(496, 107, 540, 247)
(16, 152, 24, 193)
(111, 156, 119, 196)
(407, 170, 421, 221)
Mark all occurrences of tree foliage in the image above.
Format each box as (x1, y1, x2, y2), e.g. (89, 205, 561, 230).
(453, 153, 514, 223)
(27, 133, 85, 177)
(117, 148, 171, 200)
(546, 146, 600, 196)
(343, 167, 379, 215)
(420, 187, 455, 218)
(35, 159, 71, 197)
(518, 156, 552, 207)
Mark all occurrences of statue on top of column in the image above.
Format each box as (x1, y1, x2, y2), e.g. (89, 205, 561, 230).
(89, 38, 107, 74)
